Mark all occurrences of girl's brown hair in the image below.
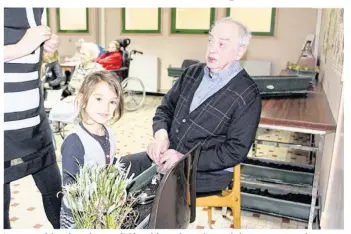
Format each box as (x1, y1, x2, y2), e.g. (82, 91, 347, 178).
(76, 70, 124, 124)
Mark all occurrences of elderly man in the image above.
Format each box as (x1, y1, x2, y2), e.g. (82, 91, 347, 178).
(122, 18, 261, 193)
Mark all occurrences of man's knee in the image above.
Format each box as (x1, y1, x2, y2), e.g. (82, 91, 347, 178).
(196, 171, 232, 193)
(121, 152, 151, 165)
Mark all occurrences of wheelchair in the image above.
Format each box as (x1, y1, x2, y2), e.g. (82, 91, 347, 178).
(111, 38, 146, 111)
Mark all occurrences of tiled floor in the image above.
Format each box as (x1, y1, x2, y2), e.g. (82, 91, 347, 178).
(188, 208, 307, 229)
(9, 95, 310, 229)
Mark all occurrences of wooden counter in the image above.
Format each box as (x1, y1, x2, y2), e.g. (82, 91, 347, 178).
(260, 71, 336, 133)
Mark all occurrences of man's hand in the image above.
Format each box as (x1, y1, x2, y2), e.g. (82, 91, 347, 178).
(17, 25, 52, 55)
(157, 149, 184, 174)
(147, 129, 170, 164)
(44, 33, 60, 53)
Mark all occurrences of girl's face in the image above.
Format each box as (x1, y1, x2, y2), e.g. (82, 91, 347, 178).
(84, 81, 119, 125)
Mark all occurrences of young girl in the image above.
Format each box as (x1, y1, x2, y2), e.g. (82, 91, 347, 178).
(41, 50, 65, 93)
(60, 70, 124, 229)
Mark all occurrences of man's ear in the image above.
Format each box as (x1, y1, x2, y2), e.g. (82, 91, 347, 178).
(236, 45, 248, 60)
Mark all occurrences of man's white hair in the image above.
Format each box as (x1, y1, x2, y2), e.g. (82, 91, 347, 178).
(212, 17, 252, 47)
(76, 38, 85, 49)
(80, 42, 100, 60)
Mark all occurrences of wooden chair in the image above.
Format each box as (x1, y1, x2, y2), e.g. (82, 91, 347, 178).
(196, 164, 241, 228)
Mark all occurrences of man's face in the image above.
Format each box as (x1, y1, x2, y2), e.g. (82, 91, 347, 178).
(108, 42, 117, 52)
(205, 22, 241, 73)
(79, 47, 91, 65)
(76, 40, 83, 52)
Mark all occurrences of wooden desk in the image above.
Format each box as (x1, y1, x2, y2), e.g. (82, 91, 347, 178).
(256, 72, 337, 229)
(60, 62, 78, 73)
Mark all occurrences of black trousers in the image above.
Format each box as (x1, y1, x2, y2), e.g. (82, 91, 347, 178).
(3, 145, 62, 229)
(120, 152, 233, 193)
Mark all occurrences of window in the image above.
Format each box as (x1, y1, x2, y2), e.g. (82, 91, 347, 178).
(226, 8, 276, 36)
(122, 8, 161, 33)
(171, 8, 215, 34)
(56, 8, 89, 33)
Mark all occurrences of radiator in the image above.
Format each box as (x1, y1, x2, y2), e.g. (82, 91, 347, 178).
(240, 60, 272, 76)
(128, 54, 159, 93)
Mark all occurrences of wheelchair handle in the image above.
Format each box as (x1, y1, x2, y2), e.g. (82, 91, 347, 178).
(132, 50, 143, 55)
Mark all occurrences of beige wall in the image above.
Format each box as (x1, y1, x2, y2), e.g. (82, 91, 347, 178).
(320, 86, 343, 229)
(316, 9, 343, 228)
(49, 8, 100, 58)
(53, 8, 318, 92)
(106, 8, 318, 92)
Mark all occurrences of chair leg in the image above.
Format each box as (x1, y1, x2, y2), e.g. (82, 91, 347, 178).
(232, 204, 241, 228)
(222, 207, 227, 217)
(207, 207, 212, 228)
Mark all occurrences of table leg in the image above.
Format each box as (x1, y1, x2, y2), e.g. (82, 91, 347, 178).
(252, 129, 259, 157)
(309, 134, 315, 165)
(308, 134, 324, 229)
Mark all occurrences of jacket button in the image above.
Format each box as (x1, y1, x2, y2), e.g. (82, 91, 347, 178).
(182, 119, 186, 123)
(175, 129, 179, 133)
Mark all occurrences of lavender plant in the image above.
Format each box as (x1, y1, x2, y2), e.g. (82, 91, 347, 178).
(61, 159, 139, 229)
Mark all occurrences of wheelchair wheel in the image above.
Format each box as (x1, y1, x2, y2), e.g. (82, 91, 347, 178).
(121, 77, 146, 111)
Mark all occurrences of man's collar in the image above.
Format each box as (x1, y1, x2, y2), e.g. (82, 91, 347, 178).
(204, 61, 242, 79)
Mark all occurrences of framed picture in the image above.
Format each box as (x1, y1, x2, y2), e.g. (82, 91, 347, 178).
(122, 8, 161, 33)
(46, 8, 50, 26)
(226, 8, 276, 36)
(57, 8, 89, 33)
(171, 8, 215, 34)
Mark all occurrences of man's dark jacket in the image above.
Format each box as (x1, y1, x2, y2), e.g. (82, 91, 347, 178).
(153, 63, 262, 189)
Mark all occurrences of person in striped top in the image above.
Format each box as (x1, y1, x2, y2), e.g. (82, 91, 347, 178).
(4, 8, 62, 229)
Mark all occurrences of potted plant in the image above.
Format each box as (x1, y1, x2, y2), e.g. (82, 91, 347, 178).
(61, 159, 140, 229)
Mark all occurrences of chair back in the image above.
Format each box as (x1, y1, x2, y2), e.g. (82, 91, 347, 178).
(181, 59, 200, 69)
(148, 143, 201, 229)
